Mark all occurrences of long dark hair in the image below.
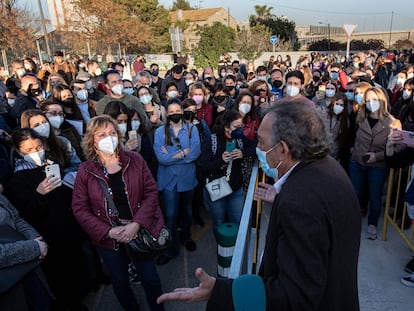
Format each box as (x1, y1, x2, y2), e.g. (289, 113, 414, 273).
(11, 128, 63, 168)
(233, 91, 258, 122)
(164, 98, 183, 145)
(213, 109, 242, 141)
(20, 110, 70, 167)
(328, 93, 349, 149)
(50, 84, 83, 121)
(103, 101, 129, 120)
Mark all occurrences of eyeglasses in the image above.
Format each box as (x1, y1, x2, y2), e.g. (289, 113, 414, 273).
(45, 111, 65, 117)
(173, 137, 182, 150)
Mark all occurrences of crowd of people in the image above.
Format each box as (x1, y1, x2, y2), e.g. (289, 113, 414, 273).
(0, 47, 414, 310)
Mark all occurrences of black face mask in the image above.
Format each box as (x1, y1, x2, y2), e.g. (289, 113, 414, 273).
(233, 68, 239, 73)
(214, 95, 227, 103)
(183, 111, 195, 121)
(226, 85, 235, 92)
(168, 113, 183, 123)
(255, 89, 267, 97)
(30, 88, 42, 97)
(61, 98, 74, 107)
(312, 76, 320, 83)
(272, 80, 283, 89)
(152, 70, 159, 77)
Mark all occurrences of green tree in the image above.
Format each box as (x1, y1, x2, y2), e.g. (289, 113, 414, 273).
(253, 5, 273, 19)
(249, 9, 299, 51)
(236, 25, 272, 61)
(118, 0, 172, 53)
(172, 0, 194, 10)
(192, 22, 236, 69)
(0, 0, 40, 57)
(71, 0, 151, 53)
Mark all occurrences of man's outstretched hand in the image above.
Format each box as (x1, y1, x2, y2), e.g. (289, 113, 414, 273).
(157, 267, 216, 304)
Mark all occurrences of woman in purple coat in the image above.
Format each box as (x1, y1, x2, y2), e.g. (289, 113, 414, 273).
(72, 115, 165, 311)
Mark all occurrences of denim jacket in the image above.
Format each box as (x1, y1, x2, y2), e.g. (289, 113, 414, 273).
(154, 123, 201, 192)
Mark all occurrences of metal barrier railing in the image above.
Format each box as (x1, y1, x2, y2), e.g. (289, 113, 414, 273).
(382, 167, 414, 252)
(229, 160, 271, 278)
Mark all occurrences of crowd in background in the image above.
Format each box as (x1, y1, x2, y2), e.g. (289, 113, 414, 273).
(1, 47, 414, 310)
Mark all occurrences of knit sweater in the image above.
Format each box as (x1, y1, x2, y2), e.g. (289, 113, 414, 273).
(0, 194, 40, 269)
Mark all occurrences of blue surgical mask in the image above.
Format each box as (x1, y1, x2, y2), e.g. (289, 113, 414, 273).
(140, 94, 152, 104)
(330, 72, 339, 80)
(345, 91, 355, 101)
(355, 93, 363, 105)
(123, 88, 134, 95)
(256, 145, 282, 180)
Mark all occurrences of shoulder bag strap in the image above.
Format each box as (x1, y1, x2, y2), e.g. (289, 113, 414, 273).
(226, 160, 232, 181)
(97, 178, 119, 216)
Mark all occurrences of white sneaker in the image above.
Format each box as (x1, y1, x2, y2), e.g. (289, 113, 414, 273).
(367, 225, 377, 240)
(401, 273, 414, 287)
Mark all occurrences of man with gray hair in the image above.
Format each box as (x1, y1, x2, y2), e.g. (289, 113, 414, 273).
(135, 70, 160, 104)
(157, 101, 361, 311)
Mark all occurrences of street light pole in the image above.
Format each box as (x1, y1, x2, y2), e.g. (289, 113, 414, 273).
(328, 23, 331, 51)
(319, 21, 330, 51)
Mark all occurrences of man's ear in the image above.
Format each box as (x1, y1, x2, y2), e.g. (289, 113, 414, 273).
(279, 140, 291, 160)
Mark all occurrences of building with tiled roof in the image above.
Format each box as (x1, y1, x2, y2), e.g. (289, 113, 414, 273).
(169, 7, 238, 51)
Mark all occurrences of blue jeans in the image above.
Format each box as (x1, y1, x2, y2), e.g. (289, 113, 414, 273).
(162, 187, 194, 257)
(349, 158, 388, 227)
(204, 187, 245, 235)
(97, 246, 164, 311)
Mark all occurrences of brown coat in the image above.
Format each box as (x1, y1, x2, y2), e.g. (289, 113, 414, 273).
(352, 116, 401, 166)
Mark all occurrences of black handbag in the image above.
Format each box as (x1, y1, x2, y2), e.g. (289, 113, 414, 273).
(97, 178, 171, 259)
(0, 224, 41, 294)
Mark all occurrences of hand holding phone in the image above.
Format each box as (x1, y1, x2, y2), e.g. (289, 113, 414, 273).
(45, 164, 62, 187)
(400, 130, 414, 147)
(226, 140, 236, 152)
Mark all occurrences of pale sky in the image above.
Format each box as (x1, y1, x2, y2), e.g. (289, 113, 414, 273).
(159, 0, 414, 33)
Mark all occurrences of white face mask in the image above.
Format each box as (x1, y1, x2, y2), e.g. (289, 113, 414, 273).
(185, 79, 193, 86)
(131, 120, 141, 131)
(48, 116, 64, 129)
(23, 149, 45, 166)
(403, 89, 412, 100)
(396, 77, 405, 86)
(239, 103, 251, 114)
(97, 136, 118, 155)
(286, 85, 300, 97)
(95, 68, 102, 76)
(76, 89, 88, 101)
(366, 100, 380, 113)
(111, 84, 124, 96)
(325, 89, 336, 98)
(407, 73, 414, 80)
(140, 94, 152, 104)
(118, 123, 127, 136)
(333, 105, 344, 115)
(16, 69, 26, 77)
(257, 76, 267, 82)
(33, 123, 50, 138)
(167, 90, 179, 98)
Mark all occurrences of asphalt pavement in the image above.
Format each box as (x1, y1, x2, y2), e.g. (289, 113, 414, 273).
(85, 209, 414, 311)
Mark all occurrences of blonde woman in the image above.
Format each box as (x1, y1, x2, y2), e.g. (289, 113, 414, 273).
(349, 87, 401, 239)
(72, 115, 165, 311)
(188, 82, 213, 128)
